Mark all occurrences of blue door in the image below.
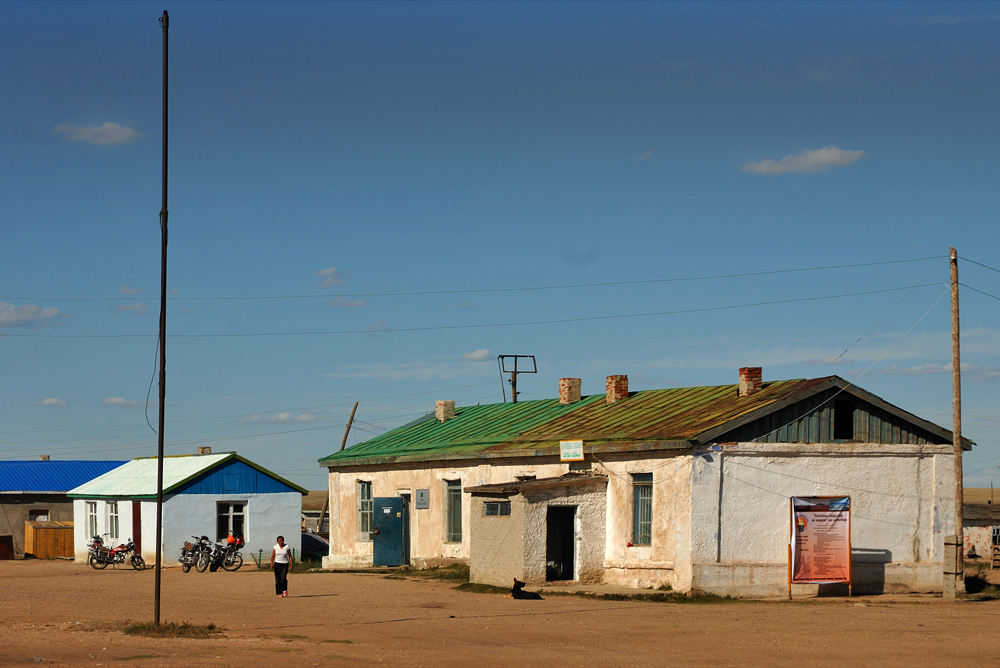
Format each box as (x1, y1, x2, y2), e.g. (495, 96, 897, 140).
(372, 497, 408, 567)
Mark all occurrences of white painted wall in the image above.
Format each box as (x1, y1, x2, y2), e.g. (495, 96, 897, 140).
(74, 492, 302, 566)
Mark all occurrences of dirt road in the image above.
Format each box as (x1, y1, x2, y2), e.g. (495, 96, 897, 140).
(2, 560, 999, 667)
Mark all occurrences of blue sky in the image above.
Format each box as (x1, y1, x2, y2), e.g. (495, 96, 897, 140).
(2, 1, 999, 490)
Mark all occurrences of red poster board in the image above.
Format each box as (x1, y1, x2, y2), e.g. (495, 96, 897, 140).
(789, 496, 851, 588)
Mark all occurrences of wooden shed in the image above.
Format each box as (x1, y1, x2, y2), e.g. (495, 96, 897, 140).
(24, 521, 74, 559)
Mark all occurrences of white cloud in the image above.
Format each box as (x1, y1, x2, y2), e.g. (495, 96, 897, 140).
(113, 302, 148, 315)
(631, 150, 654, 162)
(0, 302, 64, 328)
(368, 320, 389, 331)
(103, 397, 140, 407)
(52, 122, 142, 146)
(462, 349, 492, 362)
(330, 297, 367, 308)
(742, 146, 865, 175)
(316, 266, 350, 288)
(34, 398, 67, 407)
(119, 285, 143, 295)
(241, 412, 318, 424)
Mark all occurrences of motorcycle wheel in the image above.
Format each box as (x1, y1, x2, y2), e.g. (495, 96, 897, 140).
(131, 555, 146, 571)
(90, 556, 108, 570)
(182, 563, 192, 573)
(222, 553, 243, 571)
(195, 552, 210, 573)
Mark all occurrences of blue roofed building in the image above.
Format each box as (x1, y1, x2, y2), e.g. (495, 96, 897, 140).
(0, 458, 126, 559)
(68, 449, 307, 566)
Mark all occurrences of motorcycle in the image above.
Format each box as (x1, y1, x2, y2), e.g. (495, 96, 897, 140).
(202, 534, 245, 572)
(89, 536, 145, 571)
(178, 535, 212, 573)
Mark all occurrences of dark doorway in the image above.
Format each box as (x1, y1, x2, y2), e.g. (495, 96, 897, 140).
(398, 493, 411, 566)
(0, 535, 14, 560)
(546, 506, 576, 581)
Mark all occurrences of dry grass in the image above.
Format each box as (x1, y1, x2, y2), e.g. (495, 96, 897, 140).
(964, 488, 998, 505)
(121, 621, 222, 638)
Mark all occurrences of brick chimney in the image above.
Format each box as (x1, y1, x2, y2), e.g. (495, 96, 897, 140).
(559, 378, 582, 405)
(39, 455, 50, 461)
(436, 400, 456, 423)
(739, 367, 763, 397)
(606, 375, 628, 405)
(197, 446, 212, 455)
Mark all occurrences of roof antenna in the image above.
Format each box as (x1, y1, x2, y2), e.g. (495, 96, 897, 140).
(497, 355, 536, 403)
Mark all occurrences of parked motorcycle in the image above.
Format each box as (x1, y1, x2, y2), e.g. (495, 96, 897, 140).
(178, 535, 211, 573)
(202, 534, 245, 572)
(89, 536, 145, 571)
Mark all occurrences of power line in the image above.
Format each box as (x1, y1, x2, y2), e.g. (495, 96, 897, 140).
(0, 256, 942, 303)
(960, 282, 1000, 302)
(3, 283, 943, 339)
(961, 257, 1000, 275)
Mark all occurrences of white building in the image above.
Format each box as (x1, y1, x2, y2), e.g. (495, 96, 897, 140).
(319, 369, 971, 597)
(69, 451, 307, 566)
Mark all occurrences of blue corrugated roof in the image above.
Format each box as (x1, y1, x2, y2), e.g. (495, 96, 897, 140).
(0, 460, 127, 493)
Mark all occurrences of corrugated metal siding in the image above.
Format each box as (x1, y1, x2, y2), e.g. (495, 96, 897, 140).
(174, 458, 299, 495)
(0, 461, 127, 493)
(714, 389, 945, 445)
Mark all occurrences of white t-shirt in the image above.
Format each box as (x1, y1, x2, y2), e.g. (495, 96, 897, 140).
(273, 544, 291, 564)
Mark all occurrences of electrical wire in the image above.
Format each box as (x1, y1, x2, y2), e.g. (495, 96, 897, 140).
(2, 283, 944, 339)
(960, 283, 1000, 302)
(961, 257, 1000, 275)
(0, 256, 942, 302)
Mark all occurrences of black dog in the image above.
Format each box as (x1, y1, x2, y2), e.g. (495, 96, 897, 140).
(509, 578, 543, 600)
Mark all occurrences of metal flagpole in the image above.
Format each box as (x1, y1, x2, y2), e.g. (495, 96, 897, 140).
(153, 9, 169, 627)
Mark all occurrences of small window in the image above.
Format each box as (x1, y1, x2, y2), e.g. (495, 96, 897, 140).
(515, 475, 536, 482)
(86, 502, 98, 538)
(632, 473, 652, 546)
(445, 480, 463, 542)
(993, 527, 999, 546)
(484, 501, 511, 517)
(107, 502, 119, 540)
(217, 502, 245, 541)
(834, 400, 855, 440)
(358, 481, 373, 539)
(28, 510, 49, 522)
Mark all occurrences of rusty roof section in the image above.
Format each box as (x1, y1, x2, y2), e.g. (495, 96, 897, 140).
(320, 377, 844, 468)
(466, 474, 609, 496)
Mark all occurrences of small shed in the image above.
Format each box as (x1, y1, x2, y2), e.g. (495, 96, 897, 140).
(24, 521, 74, 559)
(964, 504, 1000, 560)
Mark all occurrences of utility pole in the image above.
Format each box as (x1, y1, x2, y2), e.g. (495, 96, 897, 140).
(338, 402, 359, 452)
(950, 246, 964, 584)
(153, 9, 169, 627)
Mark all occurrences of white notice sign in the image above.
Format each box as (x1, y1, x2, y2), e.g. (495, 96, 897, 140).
(560, 440, 584, 462)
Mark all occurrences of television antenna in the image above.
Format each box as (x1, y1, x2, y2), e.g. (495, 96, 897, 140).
(497, 355, 536, 403)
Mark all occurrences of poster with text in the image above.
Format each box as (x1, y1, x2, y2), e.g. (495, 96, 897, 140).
(790, 496, 851, 585)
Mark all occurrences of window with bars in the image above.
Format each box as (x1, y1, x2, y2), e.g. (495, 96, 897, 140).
(484, 501, 511, 517)
(86, 502, 98, 538)
(632, 473, 652, 546)
(993, 526, 1000, 546)
(358, 481, 373, 540)
(107, 502, 119, 540)
(445, 480, 462, 542)
(216, 502, 245, 541)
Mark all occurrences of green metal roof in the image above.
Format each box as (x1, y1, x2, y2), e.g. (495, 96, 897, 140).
(319, 378, 836, 468)
(68, 452, 308, 498)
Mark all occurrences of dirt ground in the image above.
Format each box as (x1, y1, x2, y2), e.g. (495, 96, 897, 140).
(2, 560, 1000, 668)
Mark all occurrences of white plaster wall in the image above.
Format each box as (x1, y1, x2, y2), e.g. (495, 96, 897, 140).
(520, 483, 607, 585)
(75, 494, 301, 566)
(685, 443, 955, 596)
(965, 523, 997, 559)
(73, 499, 138, 563)
(323, 460, 570, 569)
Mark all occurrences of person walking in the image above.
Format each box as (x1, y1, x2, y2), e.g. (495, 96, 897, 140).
(270, 535, 293, 597)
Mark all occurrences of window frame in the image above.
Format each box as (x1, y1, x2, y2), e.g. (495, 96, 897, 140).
(632, 473, 653, 547)
(357, 481, 374, 541)
(107, 502, 119, 541)
(28, 509, 49, 522)
(483, 501, 511, 517)
(86, 501, 98, 538)
(216, 501, 246, 541)
(444, 479, 463, 543)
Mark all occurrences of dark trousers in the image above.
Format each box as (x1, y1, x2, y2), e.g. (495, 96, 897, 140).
(274, 563, 288, 595)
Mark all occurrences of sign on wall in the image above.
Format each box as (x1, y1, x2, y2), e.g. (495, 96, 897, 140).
(789, 496, 851, 589)
(415, 489, 429, 509)
(559, 440, 584, 462)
